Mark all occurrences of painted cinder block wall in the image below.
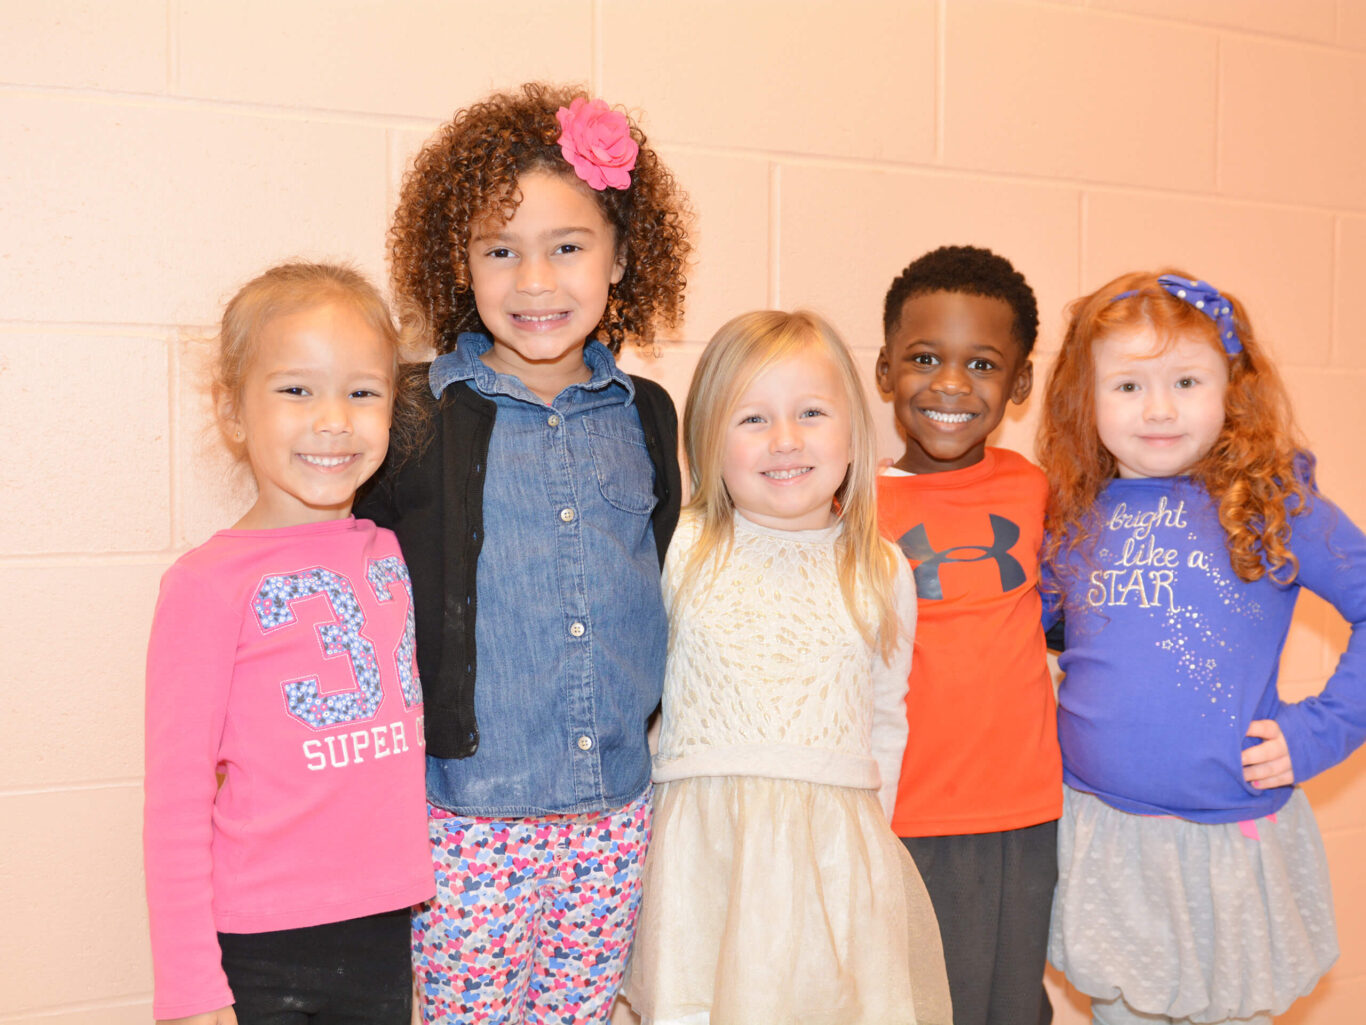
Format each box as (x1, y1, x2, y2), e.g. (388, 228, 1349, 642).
(3, 2, 1365, 1021)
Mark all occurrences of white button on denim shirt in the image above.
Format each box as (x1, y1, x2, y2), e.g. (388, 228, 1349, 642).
(424, 334, 666, 817)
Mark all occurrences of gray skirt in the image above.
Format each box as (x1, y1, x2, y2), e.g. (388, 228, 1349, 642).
(1048, 785, 1338, 1023)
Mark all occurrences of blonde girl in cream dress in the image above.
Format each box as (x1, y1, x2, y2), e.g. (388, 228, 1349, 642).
(622, 310, 951, 1025)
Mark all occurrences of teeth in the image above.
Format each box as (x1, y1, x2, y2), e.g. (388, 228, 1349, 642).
(299, 454, 352, 468)
(515, 312, 565, 322)
(764, 467, 811, 480)
(923, 410, 974, 424)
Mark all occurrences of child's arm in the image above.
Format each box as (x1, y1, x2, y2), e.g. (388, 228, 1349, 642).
(1039, 555, 1063, 634)
(1262, 492, 1366, 785)
(144, 563, 239, 1019)
(870, 553, 917, 819)
(159, 1009, 238, 1025)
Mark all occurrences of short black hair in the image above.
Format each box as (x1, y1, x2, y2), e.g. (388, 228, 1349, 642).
(882, 245, 1039, 356)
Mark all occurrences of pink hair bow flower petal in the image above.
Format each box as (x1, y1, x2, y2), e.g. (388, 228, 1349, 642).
(556, 97, 639, 191)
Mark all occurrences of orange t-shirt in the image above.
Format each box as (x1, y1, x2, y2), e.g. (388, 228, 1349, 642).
(876, 447, 1062, 837)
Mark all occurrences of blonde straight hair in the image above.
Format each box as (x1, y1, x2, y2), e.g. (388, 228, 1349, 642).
(681, 310, 901, 660)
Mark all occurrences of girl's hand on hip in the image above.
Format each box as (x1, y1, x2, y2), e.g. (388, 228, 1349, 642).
(1242, 719, 1295, 788)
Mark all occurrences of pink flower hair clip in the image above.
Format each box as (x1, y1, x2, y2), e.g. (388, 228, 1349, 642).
(555, 97, 639, 191)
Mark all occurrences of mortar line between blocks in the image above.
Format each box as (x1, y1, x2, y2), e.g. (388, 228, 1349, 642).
(1213, 35, 1223, 194)
(1330, 216, 1342, 365)
(1077, 191, 1088, 294)
(2, 779, 142, 798)
(592, 0, 604, 94)
(767, 162, 781, 308)
(934, 0, 946, 163)
(0, 993, 151, 1023)
(167, 330, 182, 547)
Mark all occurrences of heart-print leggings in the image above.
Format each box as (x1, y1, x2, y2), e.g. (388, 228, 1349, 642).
(413, 788, 651, 1024)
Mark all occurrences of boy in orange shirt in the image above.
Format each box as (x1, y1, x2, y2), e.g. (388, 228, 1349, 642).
(875, 245, 1062, 1025)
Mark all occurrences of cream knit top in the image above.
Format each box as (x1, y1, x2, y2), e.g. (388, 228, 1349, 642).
(653, 510, 916, 816)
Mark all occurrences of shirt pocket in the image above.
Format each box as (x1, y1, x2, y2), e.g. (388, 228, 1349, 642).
(584, 418, 658, 515)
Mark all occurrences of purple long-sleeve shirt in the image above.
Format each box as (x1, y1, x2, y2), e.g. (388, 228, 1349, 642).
(1044, 474, 1366, 824)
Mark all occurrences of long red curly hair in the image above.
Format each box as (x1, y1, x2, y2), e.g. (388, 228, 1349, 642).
(1039, 269, 1309, 599)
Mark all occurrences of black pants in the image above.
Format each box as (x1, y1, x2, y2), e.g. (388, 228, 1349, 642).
(218, 907, 411, 1025)
(902, 820, 1058, 1025)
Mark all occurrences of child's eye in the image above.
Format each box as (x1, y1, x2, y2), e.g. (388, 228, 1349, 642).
(486, 247, 514, 259)
(1116, 382, 1138, 393)
(350, 388, 384, 400)
(968, 358, 997, 372)
(798, 408, 826, 419)
(1176, 377, 1198, 389)
(910, 353, 939, 367)
(738, 414, 765, 425)
(554, 243, 582, 255)
(276, 386, 308, 397)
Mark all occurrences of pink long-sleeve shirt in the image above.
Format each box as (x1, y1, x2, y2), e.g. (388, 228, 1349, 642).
(143, 517, 433, 1019)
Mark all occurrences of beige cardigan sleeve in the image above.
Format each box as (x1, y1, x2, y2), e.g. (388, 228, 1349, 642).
(869, 547, 916, 819)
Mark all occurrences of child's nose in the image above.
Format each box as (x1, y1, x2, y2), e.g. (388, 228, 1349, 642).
(769, 418, 800, 452)
(314, 397, 352, 433)
(1143, 389, 1176, 421)
(516, 254, 553, 295)
(930, 363, 970, 394)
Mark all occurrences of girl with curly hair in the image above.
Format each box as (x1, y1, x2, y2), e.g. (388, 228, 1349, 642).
(1038, 270, 1366, 1025)
(356, 83, 690, 1024)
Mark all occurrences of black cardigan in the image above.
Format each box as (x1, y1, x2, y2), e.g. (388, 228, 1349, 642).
(356, 373, 681, 759)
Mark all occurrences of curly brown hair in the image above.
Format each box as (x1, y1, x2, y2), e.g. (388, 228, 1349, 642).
(390, 82, 691, 355)
(1039, 269, 1309, 601)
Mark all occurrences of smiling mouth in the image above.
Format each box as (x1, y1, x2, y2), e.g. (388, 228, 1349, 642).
(298, 454, 357, 469)
(512, 311, 570, 324)
(920, 409, 977, 424)
(763, 467, 813, 480)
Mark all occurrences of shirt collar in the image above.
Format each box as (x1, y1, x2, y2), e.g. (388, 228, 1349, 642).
(428, 332, 636, 404)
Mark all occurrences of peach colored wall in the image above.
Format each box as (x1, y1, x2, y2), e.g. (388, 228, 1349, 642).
(2, 2, 1364, 1022)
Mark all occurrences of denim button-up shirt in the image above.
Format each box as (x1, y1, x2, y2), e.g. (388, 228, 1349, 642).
(424, 335, 667, 816)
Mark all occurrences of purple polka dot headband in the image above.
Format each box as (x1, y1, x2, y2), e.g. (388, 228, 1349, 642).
(1111, 274, 1242, 355)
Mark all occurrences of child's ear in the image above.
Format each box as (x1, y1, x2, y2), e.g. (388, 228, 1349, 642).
(216, 387, 245, 444)
(611, 244, 626, 285)
(1010, 359, 1034, 405)
(874, 346, 892, 394)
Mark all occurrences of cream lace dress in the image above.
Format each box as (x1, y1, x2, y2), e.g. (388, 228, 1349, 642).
(622, 511, 951, 1025)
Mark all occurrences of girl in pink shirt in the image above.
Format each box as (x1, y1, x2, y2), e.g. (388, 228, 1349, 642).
(143, 263, 434, 1024)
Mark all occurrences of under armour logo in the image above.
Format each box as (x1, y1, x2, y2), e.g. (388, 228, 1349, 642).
(897, 515, 1026, 600)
